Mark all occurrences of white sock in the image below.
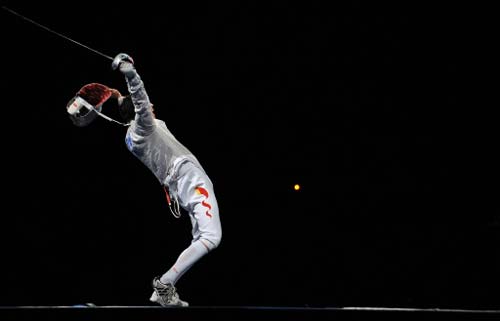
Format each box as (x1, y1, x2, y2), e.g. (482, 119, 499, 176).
(160, 240, 209, 286)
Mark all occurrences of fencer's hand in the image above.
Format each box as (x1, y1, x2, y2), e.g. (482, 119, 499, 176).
(112, 53, 135, 77)
(119, 61, 135, 77)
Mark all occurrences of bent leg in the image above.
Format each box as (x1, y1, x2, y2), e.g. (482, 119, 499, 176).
(160, 239, 209, 286)
(160, 163, 222, 286)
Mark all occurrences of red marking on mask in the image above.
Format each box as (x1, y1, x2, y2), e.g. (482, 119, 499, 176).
(77, 83, 114, 106)
(196, 186, 213, 218)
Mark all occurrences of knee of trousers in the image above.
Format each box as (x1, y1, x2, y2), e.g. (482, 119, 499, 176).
(201, 232, 222, 252)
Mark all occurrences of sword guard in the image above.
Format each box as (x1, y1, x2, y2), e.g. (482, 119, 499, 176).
(112, 53, 134, 70)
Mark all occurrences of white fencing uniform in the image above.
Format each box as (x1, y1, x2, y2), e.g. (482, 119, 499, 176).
(122, 68, 222, 286)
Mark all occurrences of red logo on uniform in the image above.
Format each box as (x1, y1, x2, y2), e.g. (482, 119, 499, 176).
(196, 186, 213, 218)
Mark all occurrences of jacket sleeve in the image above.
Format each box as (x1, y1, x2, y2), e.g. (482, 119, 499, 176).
(125, 70, 155, 136)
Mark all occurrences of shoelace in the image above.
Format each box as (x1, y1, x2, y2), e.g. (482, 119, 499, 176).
(155, 283, 176, 302)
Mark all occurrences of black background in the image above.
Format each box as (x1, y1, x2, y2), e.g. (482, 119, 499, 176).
(1, 1, 498, 309)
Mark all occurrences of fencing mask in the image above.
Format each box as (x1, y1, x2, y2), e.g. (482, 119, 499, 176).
(67, 83, 129, 127)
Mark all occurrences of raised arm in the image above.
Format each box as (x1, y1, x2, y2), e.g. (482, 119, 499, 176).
(112, 53, 155, 135)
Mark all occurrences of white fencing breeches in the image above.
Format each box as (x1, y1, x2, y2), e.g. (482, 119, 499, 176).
(160, 161, 222, 285)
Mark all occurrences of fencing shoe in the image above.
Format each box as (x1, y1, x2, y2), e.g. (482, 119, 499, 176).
(150, 277, 189, 307)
